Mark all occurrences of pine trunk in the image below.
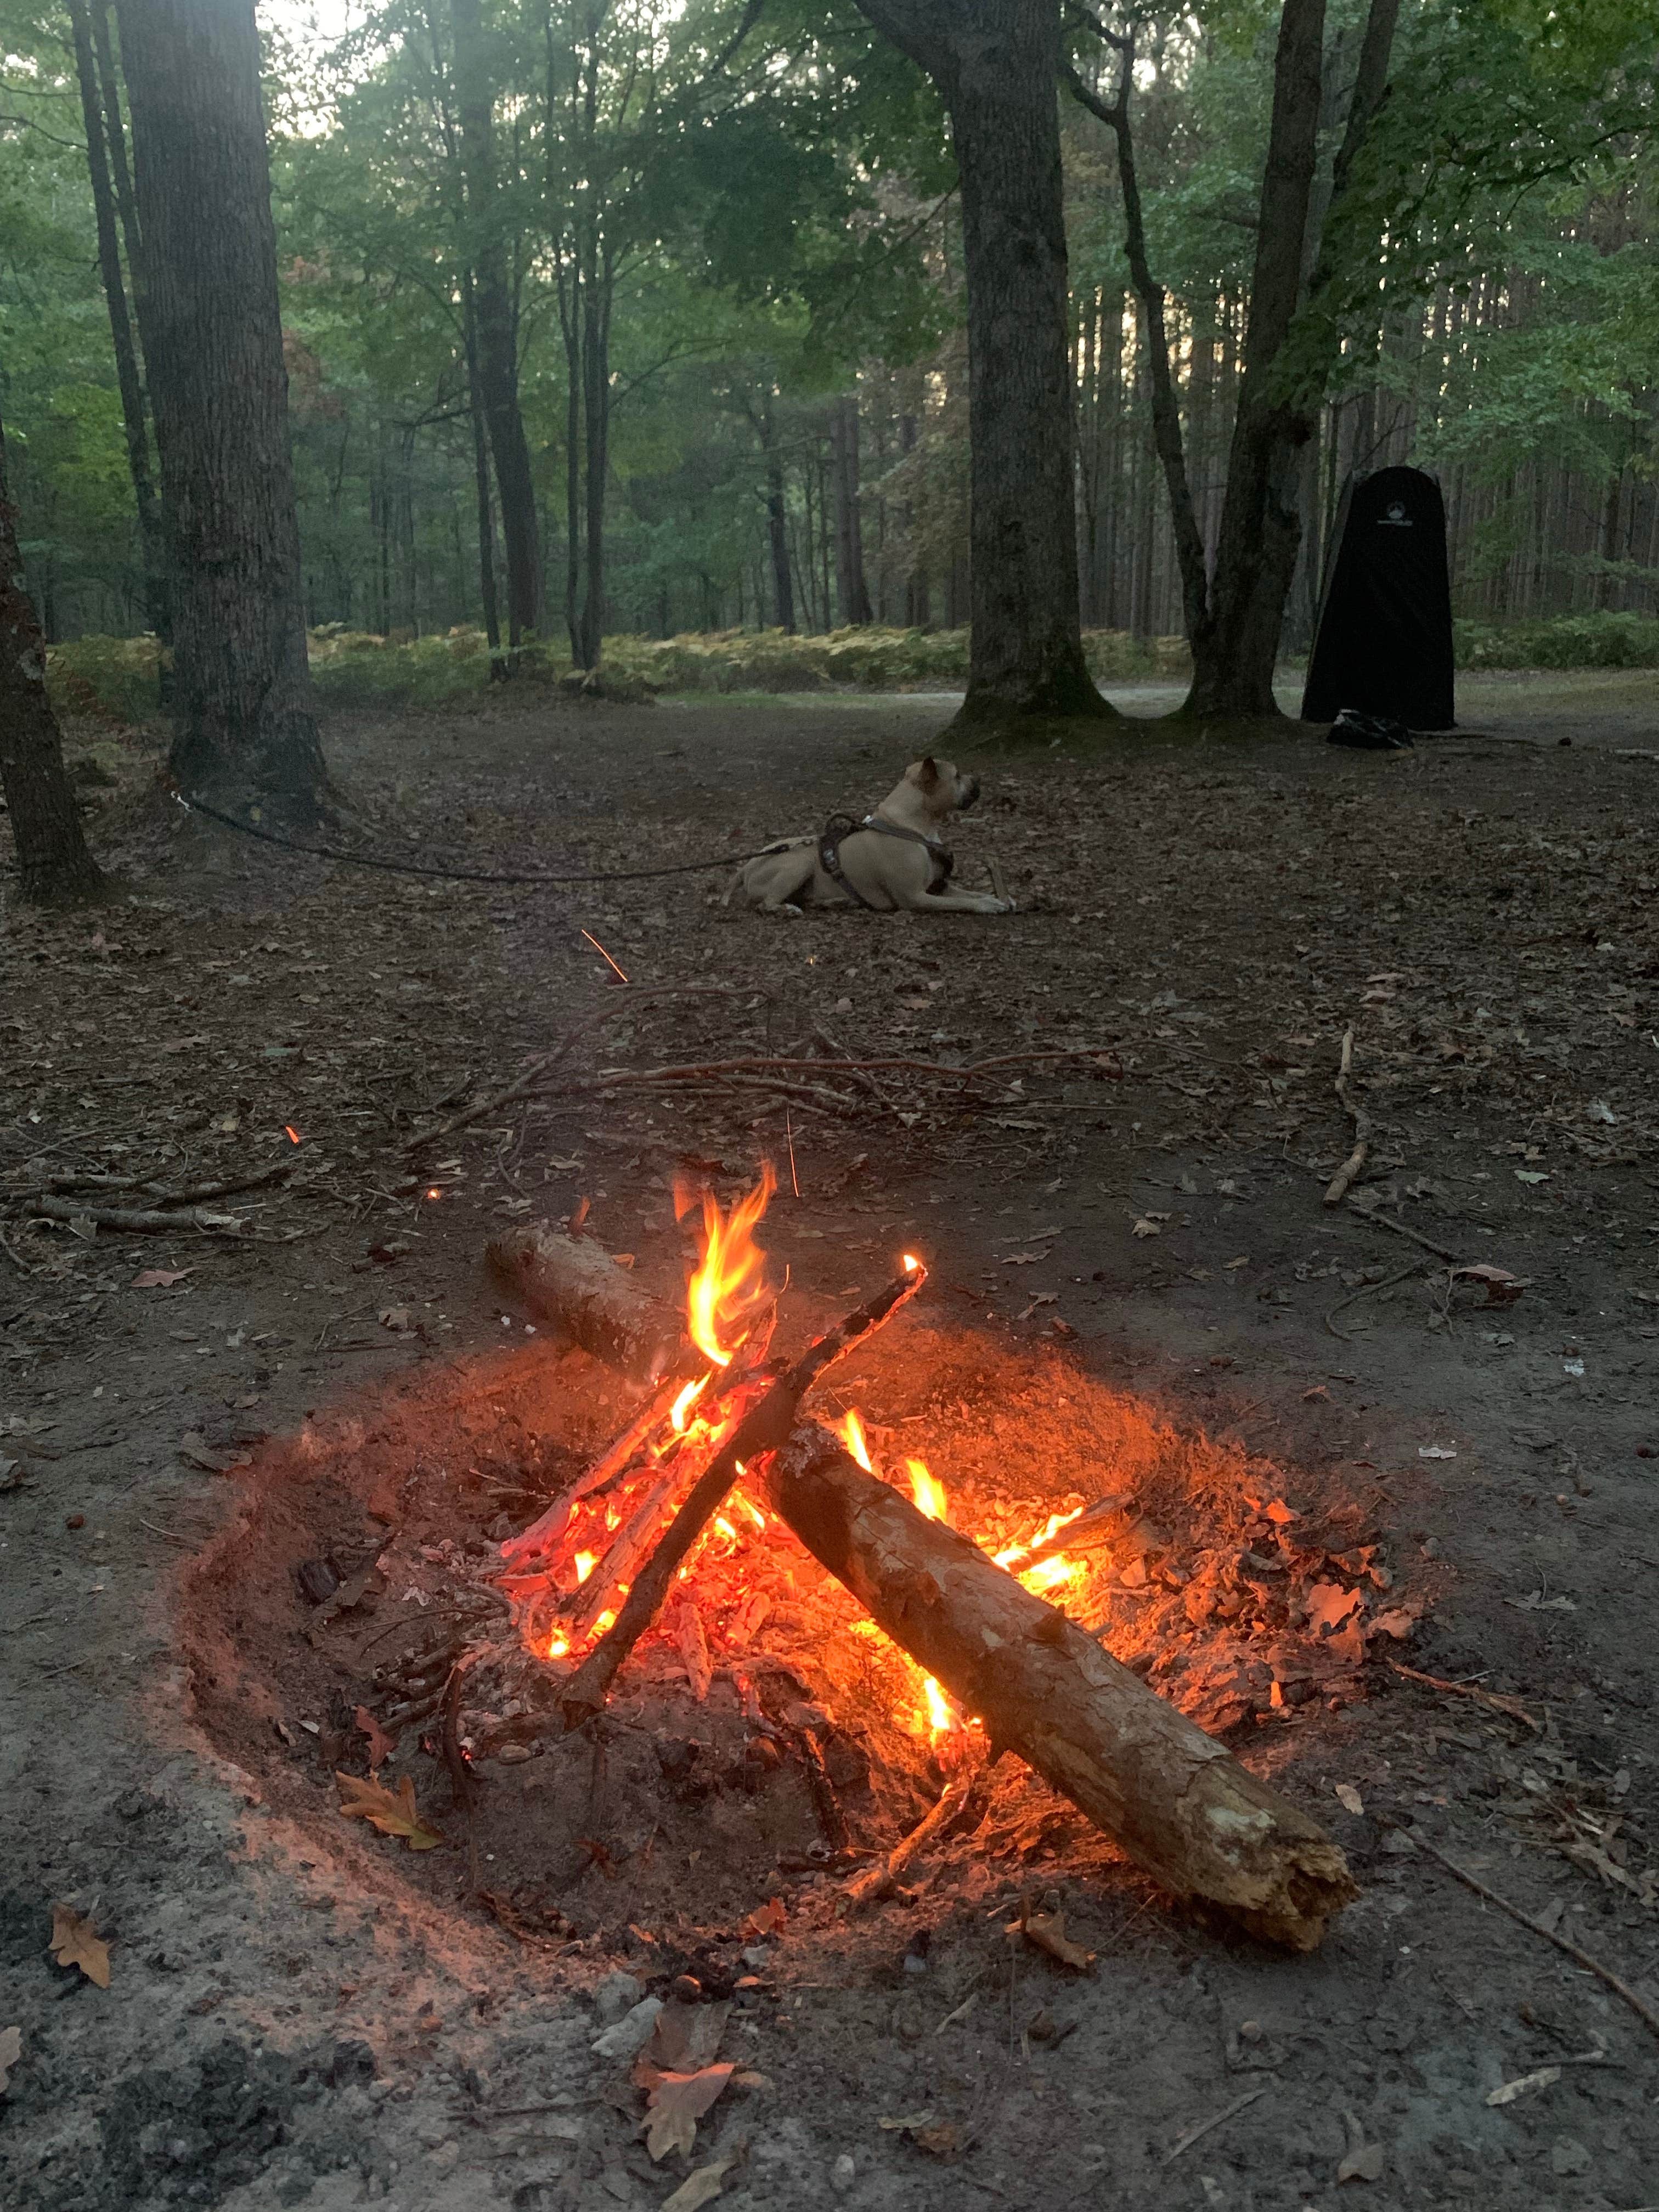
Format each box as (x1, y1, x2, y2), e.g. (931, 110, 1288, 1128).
(853, 0, 1111, 729)
(1180, 0, 1325, 721)
(0, 419, 105, 905)
(115, 0, 328, 817)
(760, 395, 795, 633)
(830, 396, 873, 626)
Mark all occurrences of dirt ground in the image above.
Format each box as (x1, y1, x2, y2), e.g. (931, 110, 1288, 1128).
(3, 666, 1659, 2212)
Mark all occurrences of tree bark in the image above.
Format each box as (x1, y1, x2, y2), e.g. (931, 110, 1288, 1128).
(462, 286, 504, 666)
(67, 0, 168, 653)
(486, 1224, 683, 1381)
(758, 1423, 1357, 1949)
(0, 417, 105, 905)
(830, 395, 873, 626)
(115, 0, 328, 817)
(853, 0, 1112, 727)
(453, 0, 541, 650)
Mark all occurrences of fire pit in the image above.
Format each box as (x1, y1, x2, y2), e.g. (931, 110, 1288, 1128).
(180, 1171, 1406, 1972)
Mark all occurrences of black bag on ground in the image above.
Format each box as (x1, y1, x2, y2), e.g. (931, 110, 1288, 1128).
(1328, 708, 1414, 751)
(1301, 466, 1455, 731)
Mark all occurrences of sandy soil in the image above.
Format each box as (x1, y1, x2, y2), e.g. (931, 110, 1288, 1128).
(3, 667, 1658, 2212)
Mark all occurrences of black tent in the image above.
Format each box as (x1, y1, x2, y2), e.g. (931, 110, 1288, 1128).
(1301, 465, 1455, 730)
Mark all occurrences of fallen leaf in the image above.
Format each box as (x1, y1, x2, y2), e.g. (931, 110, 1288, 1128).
(661, 2154, 741, 2210)
(49, 1904, 110, 1987)
(644, 2062, 734, 2160)
(335, 1770, 443, 1850)
(1509, 1589, 1577, 1613)
(1263, 1498, 1300, 1524)
(1009, 1909, 1095, 1972)
(354, 1706, 397, 1770)
(178, 1431, 248, 1475)
(1486, 2064, 1562, 2107)
(1451, 1263, 1531, 1306)
(641, 1999, 731, 2075)
(1334, 1783, 1364, 1816)
(0, 2024, 21, 2093)
(1417, 1444, 1457, 1460)
(0, 1457, 24, 1492)
(1000, 1250, 1048, 1266)
(132, 1267, 191, 1289)
(881, 2109, 961, 2154)
(1336, 2140, 1384, 2182)
(1131, 1217, 1164, 1238)
(1306, 1582, 1363, 1635)
(1018, 1293, 1059, 1321)
(1223, 1254, 1250, 1270)
(377, 1306, 414, 1333)
(741, 1897, 787, 1940)
(1368, 1607, 1421, 1640)
(1514, 1169, 1549, 1184)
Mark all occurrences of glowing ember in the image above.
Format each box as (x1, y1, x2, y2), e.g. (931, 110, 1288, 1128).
(902, 1252, 922, 1272)
(580, 927, 629, 982)
(670, 1374, 709, 1432)
(906, 1457, 949, 1525)
(547, 1630, 570, 1659)
(678, 1164, 776, 1367)
(840, 1408, 873, 1472)
(714, 1515, 738, 1542)
(573, 1550, 597, 1585)
(284, 1125, 301, 1143)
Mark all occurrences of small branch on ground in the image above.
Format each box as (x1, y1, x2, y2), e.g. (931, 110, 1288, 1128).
(1323, 1026, 1370, 1205)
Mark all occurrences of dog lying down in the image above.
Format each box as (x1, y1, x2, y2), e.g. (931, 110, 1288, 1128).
(731, 757, 1014, 915)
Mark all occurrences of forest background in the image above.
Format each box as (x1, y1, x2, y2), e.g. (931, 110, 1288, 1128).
(2, 0, 1656, 718)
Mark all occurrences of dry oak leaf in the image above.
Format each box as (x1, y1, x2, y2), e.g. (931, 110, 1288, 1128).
(1130, 1216, 1166, 1239)
(1008, 1910, 1095, 1972)
(132, 1267, 191, 1289)
(335, 1770, 444, 1850)
(661, 2154, 742, 2211)
(49, 1904, 110, 1987)
(353, 1706, 397, 1771)
(644, 2062, 735, 2160)
(0, 2024, 21, 2094)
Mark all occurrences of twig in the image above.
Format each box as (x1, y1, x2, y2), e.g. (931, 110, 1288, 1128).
(500, 1374, 688, 1569)
(137, 1519, 195, 1547)
(1323, 1257, 1427, 1341)
(558, 1259, 928, 1727)
(26, 1196, 250, 1236)
(0, 1226, 43, 1275)
(813, 1023, 907, 1121)
(1162, 2084, 1269, 2165)
(1323, 1027, 1370, 1206)
(1345, 1200, 1461, 1264)
(1415, 1836, 1659, 2045)
(1388, 1659, 1541, 1732)
(582, 1047, 1122, 1090)
(584, 1069, 862, 1114)
(844, 1758, 987, 1907)
(44, 1164, 293, 1205)
(403, 985, 766, 1153)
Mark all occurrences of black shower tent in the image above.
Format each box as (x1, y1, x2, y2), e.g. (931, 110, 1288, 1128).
(1301, 465, 1455, 730)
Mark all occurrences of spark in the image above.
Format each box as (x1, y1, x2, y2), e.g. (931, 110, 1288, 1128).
(284, 1125, 301, 1143)
(580, 928, 629, 982)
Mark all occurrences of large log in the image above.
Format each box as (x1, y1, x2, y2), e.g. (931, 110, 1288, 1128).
(486, 1225, 681, 1380)
(755, 1423, 1357, 1951)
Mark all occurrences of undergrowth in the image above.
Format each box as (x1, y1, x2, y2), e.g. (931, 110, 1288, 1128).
(45, 611, 1657, 724)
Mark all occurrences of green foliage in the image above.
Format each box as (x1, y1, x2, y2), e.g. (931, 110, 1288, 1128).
(1453, 611, 1659, 668)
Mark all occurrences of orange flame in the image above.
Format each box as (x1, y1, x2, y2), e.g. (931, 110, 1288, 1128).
(994, 1503, 1084, 1571)
(841, 1409, 873, 1472)
(922, 1674, 957, 1738)
(1020, 1553, 1083, 1595)
(670, 1374, 709, 1433)
(678, 1164, 776, 1367)
(907, 1457, 949, 1525)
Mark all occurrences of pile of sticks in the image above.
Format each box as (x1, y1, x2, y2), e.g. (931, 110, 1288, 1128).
(492, 1237, 1357, 1951)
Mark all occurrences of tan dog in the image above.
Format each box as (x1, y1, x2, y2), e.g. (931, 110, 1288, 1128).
(731, 757, 1013, 915)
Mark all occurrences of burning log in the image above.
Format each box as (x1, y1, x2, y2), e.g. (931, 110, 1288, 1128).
(486, 1224, 683, 1380)
(753, 1423, 1357, 1951)
(557, 1259, 927, 1728)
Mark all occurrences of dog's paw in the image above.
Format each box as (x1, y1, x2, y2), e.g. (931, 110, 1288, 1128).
(992, 896, 1017, 914)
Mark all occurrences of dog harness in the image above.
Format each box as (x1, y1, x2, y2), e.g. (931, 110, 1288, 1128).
(816, 811, 955, 910)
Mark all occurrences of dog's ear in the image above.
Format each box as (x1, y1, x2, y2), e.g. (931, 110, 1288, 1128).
(913, 756, 941, 788)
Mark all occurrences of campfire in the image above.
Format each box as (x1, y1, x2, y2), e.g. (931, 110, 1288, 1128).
(182, 1166, 1395, 1973)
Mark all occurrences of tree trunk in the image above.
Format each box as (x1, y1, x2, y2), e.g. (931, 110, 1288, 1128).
(1180, 0, 1327, 720)
(575, 251, 612, 672)
(462, 289, 503, 664)
(68, 0, 168, 654)
(115, 0, 328, 817)
(0, 418, 105, 905)
(853, 0, 1111, 727)
(452, 0, 540, 651)
(760, 393, 795, 633)
(757, 1424, 1356, 1949)
(830, 395, 873, 626)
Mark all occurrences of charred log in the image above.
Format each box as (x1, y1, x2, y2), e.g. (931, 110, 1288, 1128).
(755, 1423, 1356, 1951)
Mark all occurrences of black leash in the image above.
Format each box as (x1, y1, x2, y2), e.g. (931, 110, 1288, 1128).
(173, 793, 785, 887)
